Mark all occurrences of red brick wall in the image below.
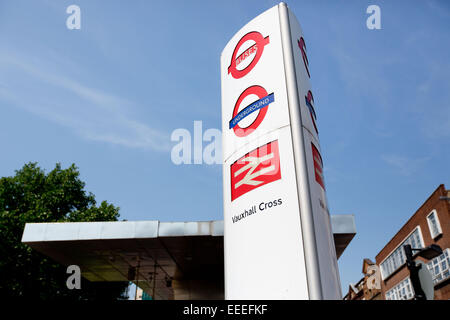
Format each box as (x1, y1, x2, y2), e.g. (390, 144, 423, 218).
(375, 185, 450, 300)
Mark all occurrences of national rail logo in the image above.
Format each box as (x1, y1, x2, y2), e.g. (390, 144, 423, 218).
(228, 31, 270, 79)
(230, 140, 281, 201)
(311, 142, 325, 190)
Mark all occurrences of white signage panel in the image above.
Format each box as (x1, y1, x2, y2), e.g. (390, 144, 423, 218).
(223, 127, 308, 299)
(288, 9, 342, 298)
(221, 3, 342, 299)
(221, 6, 291, 162)
(303, 129, 342, 298)
(287, 9, 318, 145)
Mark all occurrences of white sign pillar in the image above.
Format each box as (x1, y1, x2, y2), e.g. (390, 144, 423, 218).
(221, 2, 341, 299)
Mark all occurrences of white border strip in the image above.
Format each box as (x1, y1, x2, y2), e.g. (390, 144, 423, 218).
(278, 2, 322, 300)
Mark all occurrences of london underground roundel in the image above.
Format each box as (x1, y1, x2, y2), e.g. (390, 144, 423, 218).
(229, 85, 274, 137)
(228, 31, 270, 79)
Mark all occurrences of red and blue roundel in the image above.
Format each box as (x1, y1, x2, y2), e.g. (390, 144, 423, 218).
(228, 31, 270, 79)
(305, 90, 318, 134)
(229, 85, 274, 137)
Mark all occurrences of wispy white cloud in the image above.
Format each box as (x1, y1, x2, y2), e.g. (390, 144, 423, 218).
(380, 154, 431, 176)
(0, 51, 171, 152)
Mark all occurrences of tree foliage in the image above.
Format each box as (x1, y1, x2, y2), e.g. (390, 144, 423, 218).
(0, 163, 129, 300)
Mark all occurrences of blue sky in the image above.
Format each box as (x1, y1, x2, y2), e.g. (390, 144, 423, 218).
(1, 0, 449, 296)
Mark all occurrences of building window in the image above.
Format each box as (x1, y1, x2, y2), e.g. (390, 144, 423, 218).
(380, 227, 424, 279)
(427, 248, 450, 285)
(427, 210, 442, 239)
(385, 277, 414, 300)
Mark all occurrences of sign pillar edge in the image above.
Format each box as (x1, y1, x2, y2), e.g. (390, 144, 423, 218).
(278, 2, 323, 300)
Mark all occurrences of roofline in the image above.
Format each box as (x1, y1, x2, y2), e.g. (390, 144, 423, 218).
(375, 184, 446, 262)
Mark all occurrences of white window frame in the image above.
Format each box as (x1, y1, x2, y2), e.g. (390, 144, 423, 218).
(426, 209, 442, 239)
(380, 226, 424, 280)
(427, 248, 450, 285)
(385, 276, 414, 300)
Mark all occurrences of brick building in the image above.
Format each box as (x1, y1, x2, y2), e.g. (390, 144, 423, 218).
(343, 258, 382, 300)
(375, 184, 450, 300)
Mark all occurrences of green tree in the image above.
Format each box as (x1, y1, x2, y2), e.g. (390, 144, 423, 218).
(0, 162, 129, 300)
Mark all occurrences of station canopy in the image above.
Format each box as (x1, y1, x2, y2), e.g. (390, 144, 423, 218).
(22, 215, 356, 299)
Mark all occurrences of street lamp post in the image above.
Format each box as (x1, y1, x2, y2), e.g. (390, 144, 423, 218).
(403, 244, 443, 300)
(404, 244, 426, 300)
